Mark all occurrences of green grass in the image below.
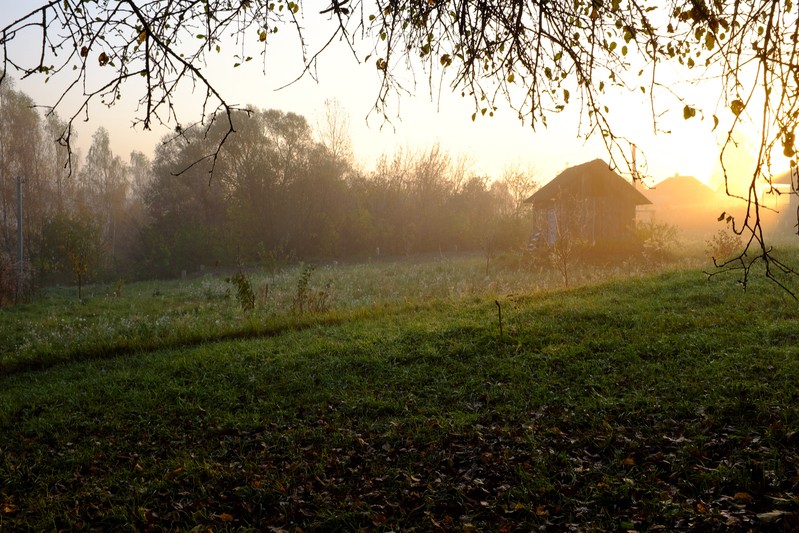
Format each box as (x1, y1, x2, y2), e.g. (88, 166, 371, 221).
(0, 254, 681, 375)
(2, 253, 799, 530)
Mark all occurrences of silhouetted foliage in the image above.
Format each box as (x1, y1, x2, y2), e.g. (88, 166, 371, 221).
(138, 108, 530, 277)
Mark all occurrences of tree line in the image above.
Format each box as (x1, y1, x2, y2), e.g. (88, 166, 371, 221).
(0, 87, 537, 302)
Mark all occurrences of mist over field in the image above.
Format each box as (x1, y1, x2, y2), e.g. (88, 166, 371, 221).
(5, 75, 793, 305)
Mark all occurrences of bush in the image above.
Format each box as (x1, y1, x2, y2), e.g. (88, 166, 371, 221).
(0, 253, 32, 306)
(637, 221, 679, 263)
(705, 227, 743, 264)
(226, 272, 256, 311)
(292, 264, 333, 314)
(0, 253, 17, 306)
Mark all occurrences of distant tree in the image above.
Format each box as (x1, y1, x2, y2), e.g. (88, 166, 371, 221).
(141, 124, 230, 275)
(80, 128, 129, 266)
(0, 80, 75, 299)
(128, 150, 153, 203)
(451, 175, 494, 250)
(43, 114, 75, 212)
(501, 165, 539, 214)
(41, 209, 103, 299)
(315, 98, 354, 166)
(0, 82, 41, 260)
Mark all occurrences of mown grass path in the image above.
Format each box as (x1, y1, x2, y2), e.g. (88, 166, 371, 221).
(2, 267, 799, 530)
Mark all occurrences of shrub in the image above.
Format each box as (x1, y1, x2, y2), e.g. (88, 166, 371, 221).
(706, 227, 743, 264)
(292, 264, 334, 314)
(0, 253, 17, 306)
(637, 221, 679, 263)
(0, 253, 33, 306)
(226, 272, 256, 311)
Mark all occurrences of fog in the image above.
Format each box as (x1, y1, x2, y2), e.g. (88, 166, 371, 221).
(2, 76, 798, 304)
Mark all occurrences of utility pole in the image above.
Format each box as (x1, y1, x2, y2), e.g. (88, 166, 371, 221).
(16, 176, 23, 299)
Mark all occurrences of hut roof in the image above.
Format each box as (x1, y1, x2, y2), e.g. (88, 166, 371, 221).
(771, 169, 797, 186)
(644, 175, 719, 205)
(524, 159, 651, 206)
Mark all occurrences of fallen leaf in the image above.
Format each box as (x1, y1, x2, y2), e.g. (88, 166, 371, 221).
(536, 505, 548, 516)
(757, 510, 789, 523)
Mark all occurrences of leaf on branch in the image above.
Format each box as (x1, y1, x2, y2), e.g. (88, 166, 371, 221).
(80, 46, 89, 57)
(705, 32, 715, 50)
(138, 31, 147, 45)
(731, 99, 745, 116)
(683, 105, 696, 119)
(713, 114, 719, 131)
(98, 52, 109, 66)
(782, 131, 796, 157)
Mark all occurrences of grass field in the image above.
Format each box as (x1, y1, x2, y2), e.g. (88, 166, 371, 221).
(3, 252, 799, 530)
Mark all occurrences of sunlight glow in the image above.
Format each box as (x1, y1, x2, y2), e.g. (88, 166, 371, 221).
(2, 3, 787, 190)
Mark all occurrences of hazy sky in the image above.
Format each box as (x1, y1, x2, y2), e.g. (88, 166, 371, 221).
(2, 4, 766, 189)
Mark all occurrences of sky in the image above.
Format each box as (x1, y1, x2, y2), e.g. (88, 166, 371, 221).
(1, 4, 768, 190)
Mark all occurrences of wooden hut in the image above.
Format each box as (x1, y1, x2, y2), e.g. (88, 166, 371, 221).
(524, 159, 651, 250)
